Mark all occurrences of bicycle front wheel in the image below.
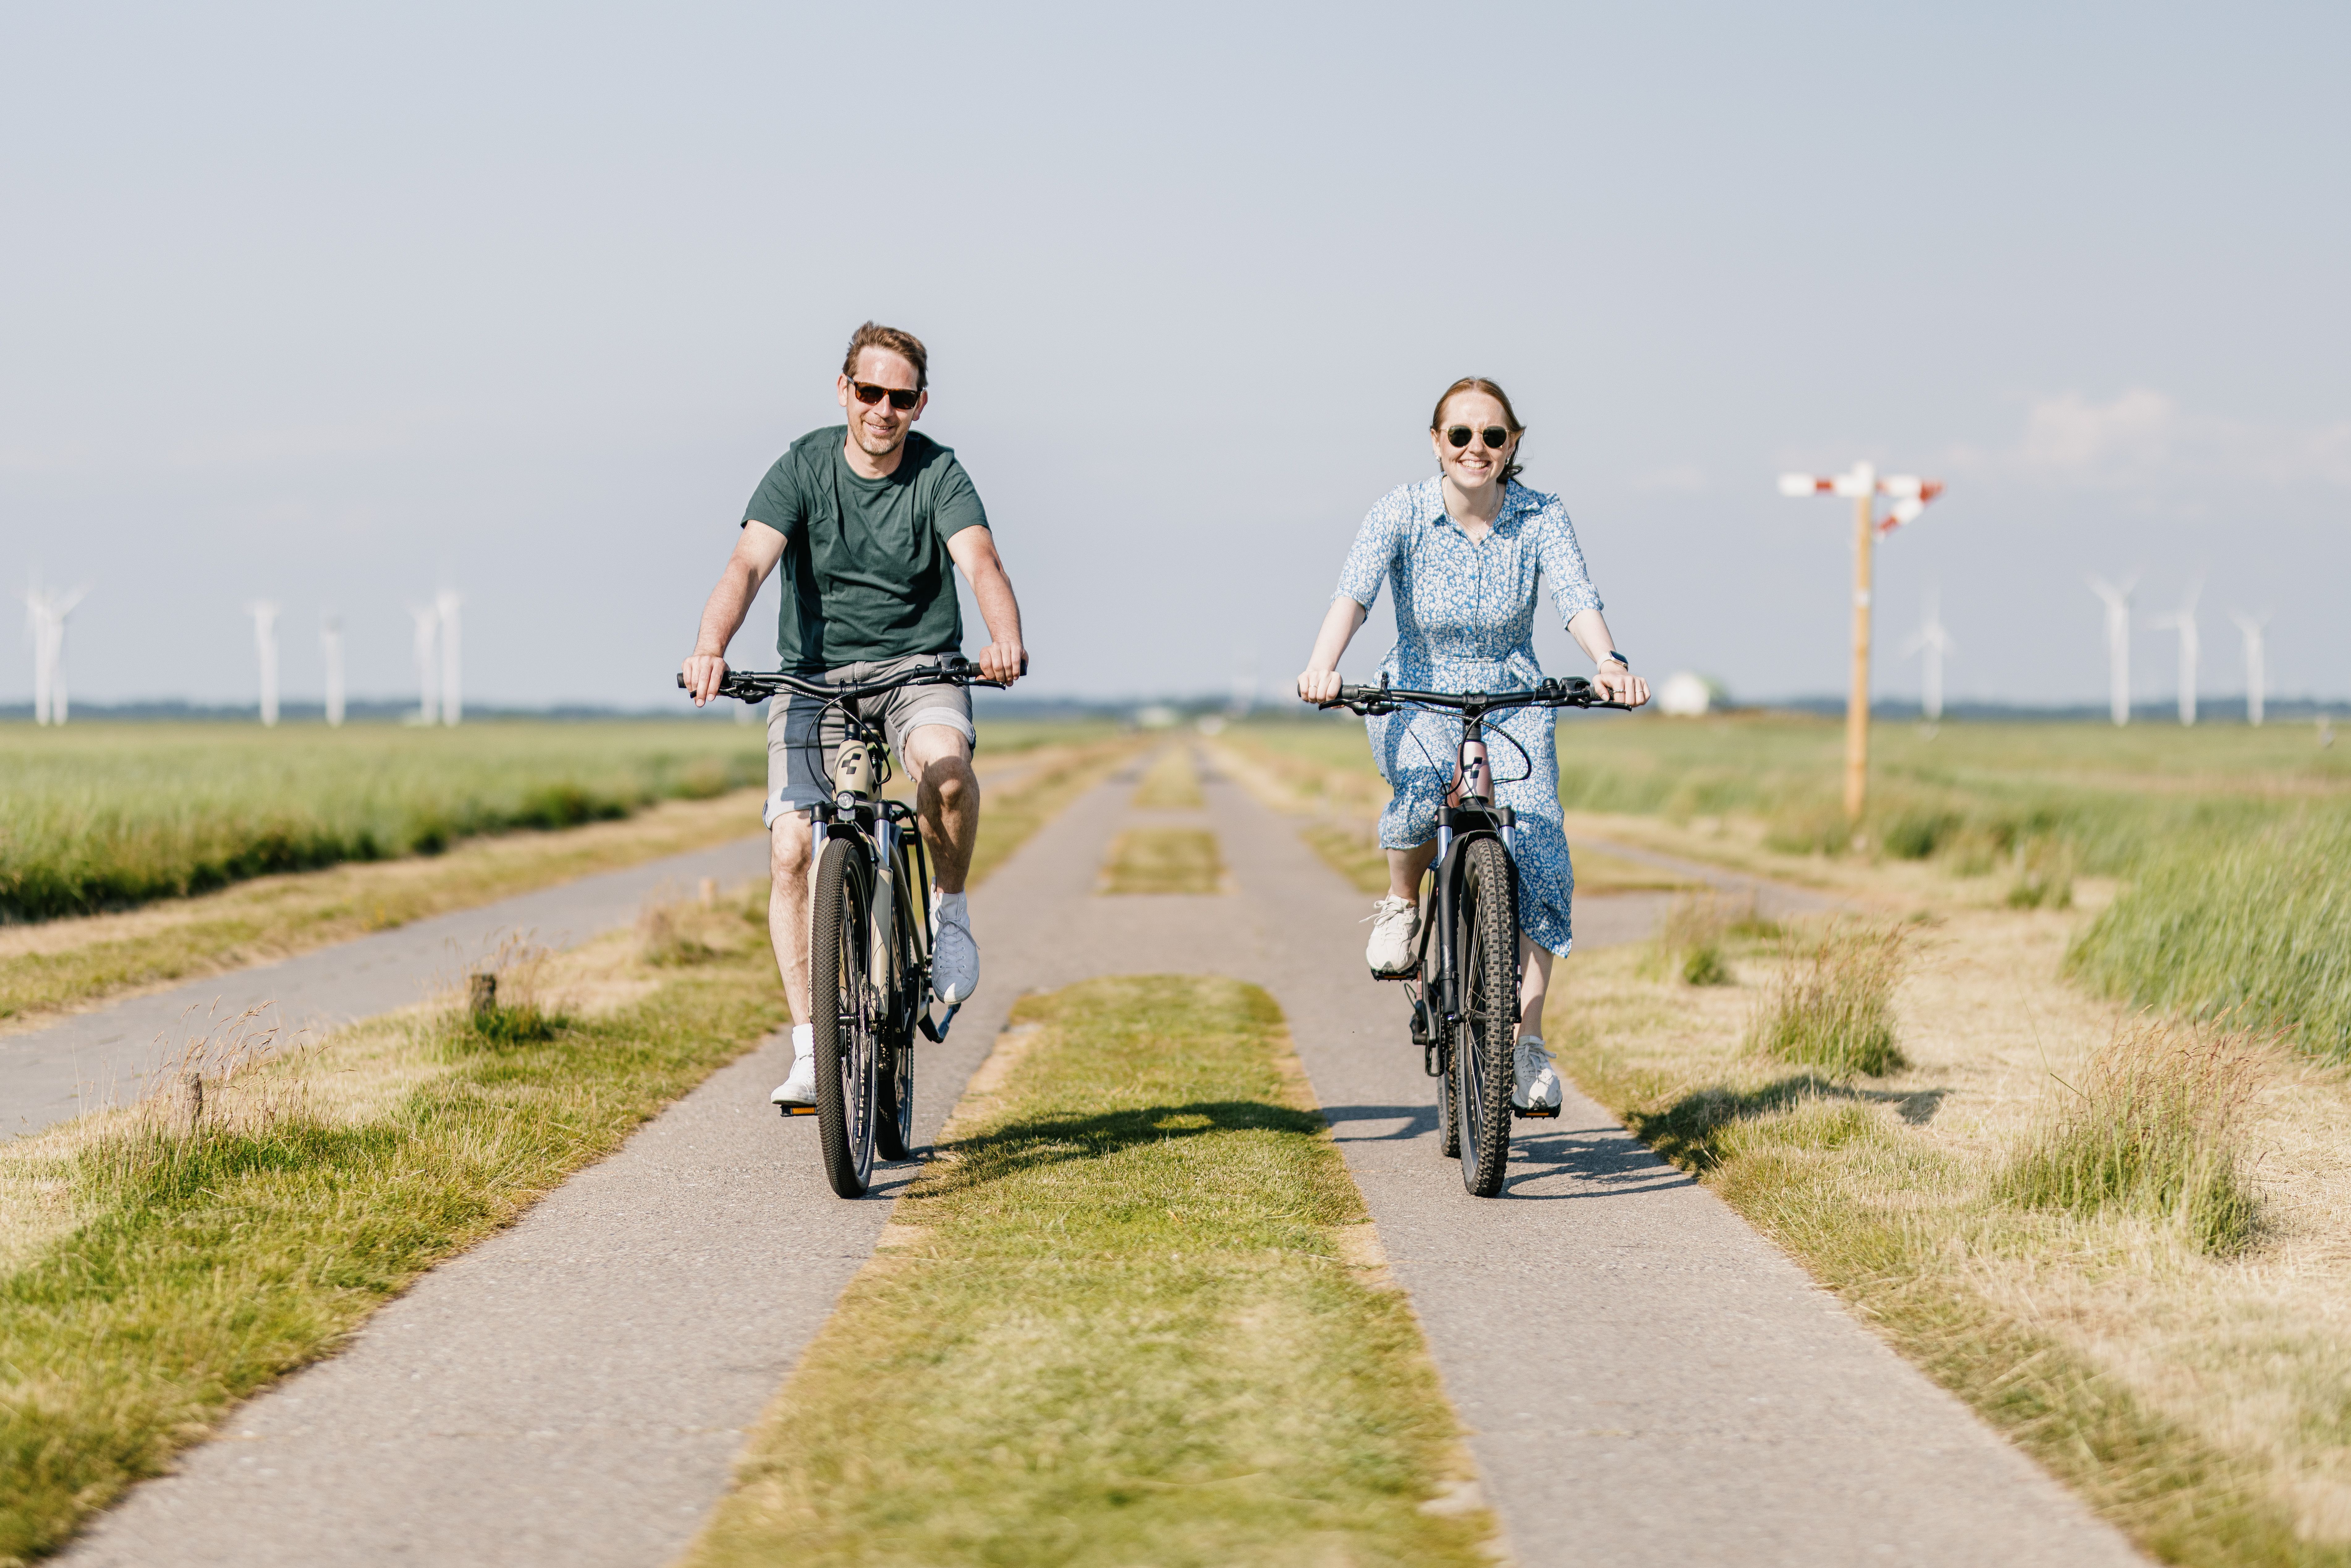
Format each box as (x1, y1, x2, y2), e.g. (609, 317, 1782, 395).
(811, 837, 879, 1197)
(1454, 836, 1517, 1197)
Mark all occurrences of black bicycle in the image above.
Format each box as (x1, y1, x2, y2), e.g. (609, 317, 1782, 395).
(1317, 675, 1630, 1197)
(679, 657, 1006, 1197)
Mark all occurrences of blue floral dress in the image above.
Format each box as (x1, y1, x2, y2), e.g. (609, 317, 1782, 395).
(1334, 477, 1603, 955)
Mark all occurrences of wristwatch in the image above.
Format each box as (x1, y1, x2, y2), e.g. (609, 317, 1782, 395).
(1603, 651, 1630, 668)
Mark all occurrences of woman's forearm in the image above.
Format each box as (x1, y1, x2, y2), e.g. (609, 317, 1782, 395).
(1566, 608, 1620, 669)
(1307, 598, 1368, 672)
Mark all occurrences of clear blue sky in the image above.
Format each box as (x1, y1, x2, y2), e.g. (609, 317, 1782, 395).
(5, 1, 2345, 710)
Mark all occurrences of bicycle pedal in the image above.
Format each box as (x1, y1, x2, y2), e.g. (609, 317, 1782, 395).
(1511, 1104, 1561, 1120)
(778, 1104, 819, 1118)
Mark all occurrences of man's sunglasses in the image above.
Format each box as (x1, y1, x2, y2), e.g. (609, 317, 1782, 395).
(1444, 424, 1512, 451)
(852, 380, 921, 412)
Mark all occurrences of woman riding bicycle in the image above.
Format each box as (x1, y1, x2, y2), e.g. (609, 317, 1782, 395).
(1296, 376, 1650, 1116)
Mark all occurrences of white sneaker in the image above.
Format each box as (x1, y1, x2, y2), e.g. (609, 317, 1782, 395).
(771, 1023, 816, 1107)
(1364, 895, 1419, 975)
(1513, 1036, 1562, 1117)
(931, 889, 978, 1005)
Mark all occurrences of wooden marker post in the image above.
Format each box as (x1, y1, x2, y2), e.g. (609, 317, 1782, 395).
(1777, 463, 1945, 834)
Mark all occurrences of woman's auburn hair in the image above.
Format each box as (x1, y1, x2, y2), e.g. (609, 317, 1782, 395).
(1430, 376, 1525, 487)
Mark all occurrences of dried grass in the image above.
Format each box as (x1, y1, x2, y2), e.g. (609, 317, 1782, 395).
(1745, 920, 1908, 1077)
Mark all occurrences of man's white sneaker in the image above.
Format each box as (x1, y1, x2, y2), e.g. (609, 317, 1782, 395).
(1364, 895, 1420, 975)
(931, 889, 978, 1005)
(771, 1023, 817, 1109)
(1513, 1036, 1562, 1117)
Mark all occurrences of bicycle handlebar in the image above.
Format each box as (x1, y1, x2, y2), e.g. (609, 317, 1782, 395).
(1314, 676, 1634, 717)
(677, 656, 1011, 704)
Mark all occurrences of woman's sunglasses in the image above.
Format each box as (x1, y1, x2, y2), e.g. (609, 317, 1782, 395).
(1444, 424, 1512, 451)
(852, 380, 921, 412)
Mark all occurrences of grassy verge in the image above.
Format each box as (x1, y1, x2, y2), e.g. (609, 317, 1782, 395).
(0, 789, 766, 1028)
(2068, 815, 2351, 1062)
(0, 894, 789, 1564)
(1101, 828, 1226, 895)
(681, 976, 1497, 1567)
(0, 720, 773, 921)
(1548, 905, 2351, 1565)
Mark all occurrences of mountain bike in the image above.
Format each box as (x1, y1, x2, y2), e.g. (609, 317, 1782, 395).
(1318, 675, 1630, 1197)
(678, 657, 1006, 1197)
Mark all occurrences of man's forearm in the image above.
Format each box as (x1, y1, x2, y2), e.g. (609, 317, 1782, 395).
(695, 561, 760, 657)
(969, 557, 1023, 650)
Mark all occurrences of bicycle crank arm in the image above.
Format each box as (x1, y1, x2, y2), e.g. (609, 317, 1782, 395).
(917, 1001, 962, 1044)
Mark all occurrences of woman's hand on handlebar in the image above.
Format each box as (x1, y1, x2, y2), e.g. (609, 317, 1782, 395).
(1592, 663, 1649, 709)
(681, 651, 731, 707)
(1297, 667, 1345, 705)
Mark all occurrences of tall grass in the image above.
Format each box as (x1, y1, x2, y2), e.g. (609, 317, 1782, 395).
(0, 722, 769, 921)
(1653, 888, 1769, 986)
(1744, 921, 1907, 1076)
(1996, 1019, 2264, 1255)
(2068, 815, 2351, 1062)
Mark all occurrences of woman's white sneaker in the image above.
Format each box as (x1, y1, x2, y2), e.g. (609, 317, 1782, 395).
(1364, 896, 1420, 975)
(1513, 1036, 1562, 1117)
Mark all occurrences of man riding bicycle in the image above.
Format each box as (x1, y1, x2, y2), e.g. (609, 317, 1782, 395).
(681, 321, 1027, 1110)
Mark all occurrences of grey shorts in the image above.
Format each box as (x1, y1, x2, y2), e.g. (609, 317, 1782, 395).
(763, 653, 978, 828)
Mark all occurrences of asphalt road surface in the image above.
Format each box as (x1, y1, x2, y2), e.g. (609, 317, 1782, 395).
(62, 752, 2143, 1566)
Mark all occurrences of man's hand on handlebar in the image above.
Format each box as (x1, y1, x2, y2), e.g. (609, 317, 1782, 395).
(977, 640, 1027, 686)
(1296, 668, 1344, 705)
(1592, 663, 1650, 709)
(681, 651, 731, 707)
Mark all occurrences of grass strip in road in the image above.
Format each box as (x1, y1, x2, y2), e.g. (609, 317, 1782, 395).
(1131, 745, 1206, 809)
(0, 896, 789, 1565)
(1100, 828, 1227, 894)
(683, 975, 1496, 1567)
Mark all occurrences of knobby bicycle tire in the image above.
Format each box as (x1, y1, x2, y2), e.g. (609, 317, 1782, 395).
(1455, 836, 1517, 1197)
(873, 842, 924, 1163)
(811, 837, 879, 1197)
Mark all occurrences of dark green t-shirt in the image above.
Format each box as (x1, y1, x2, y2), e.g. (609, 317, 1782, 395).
(742, 427, 989, 671)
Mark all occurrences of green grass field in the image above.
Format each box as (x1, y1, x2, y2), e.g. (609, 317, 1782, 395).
(1237, 712, 2351, 1058)
(0, 719, 1100, 924)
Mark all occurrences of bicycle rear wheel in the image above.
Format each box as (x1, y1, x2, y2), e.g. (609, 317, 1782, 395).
(811, 837, 879, 1197)
(1454, 836, 1517, 1197)
(874, 844, 923, 1163)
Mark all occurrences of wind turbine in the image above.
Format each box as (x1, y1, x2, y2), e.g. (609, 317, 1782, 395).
(320, 613, 346, 728)
(23, 582, 87, 725)
(1901, 589, 1955, 724)
(2152, 576, 2203, 727)
(435, 588, 462, 726)
(408, 604, 440, 725)
(2231, 610, 2270, 727)
(248, 603, 282, 727)
(2087, 574, 2139, 727)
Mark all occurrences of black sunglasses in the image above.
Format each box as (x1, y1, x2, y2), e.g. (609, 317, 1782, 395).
(1444, 424, 1512, 451)
(852, 380, 921, 412)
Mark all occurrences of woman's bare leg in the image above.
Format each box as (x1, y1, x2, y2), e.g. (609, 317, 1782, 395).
(1518, 936, 1554, 1038)
(1387, 840, 1438, 901)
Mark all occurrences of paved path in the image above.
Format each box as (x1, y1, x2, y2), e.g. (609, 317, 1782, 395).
(64, 750, 2143, 1566)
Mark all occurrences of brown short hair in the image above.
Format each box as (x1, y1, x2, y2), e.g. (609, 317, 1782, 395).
(842, 321, 929, 390)
(1430, 377, 1526, 487)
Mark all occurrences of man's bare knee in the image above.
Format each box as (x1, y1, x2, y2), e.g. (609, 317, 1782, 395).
(769, 815, 813, 887)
